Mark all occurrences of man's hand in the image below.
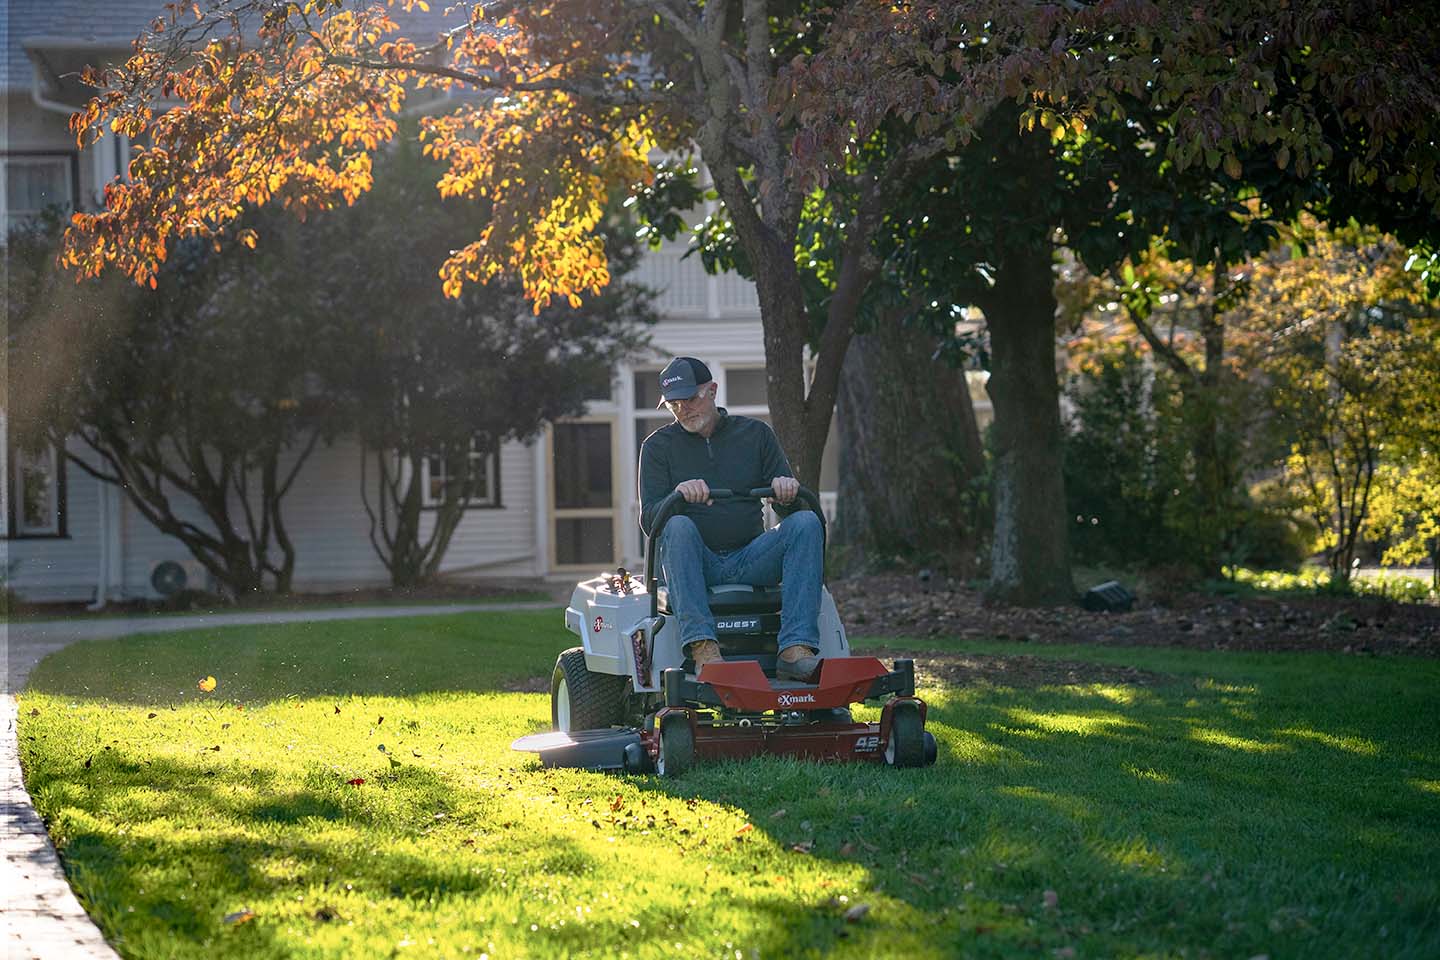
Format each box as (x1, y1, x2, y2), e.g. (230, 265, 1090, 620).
(676, 479, 713, 505)
(770, 476, 799, 504)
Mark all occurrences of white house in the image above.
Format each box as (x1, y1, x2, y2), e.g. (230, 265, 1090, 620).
(2, 1, 837, 604)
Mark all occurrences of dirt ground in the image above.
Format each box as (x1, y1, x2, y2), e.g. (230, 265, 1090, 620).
(830, 573, 1440, 657)
(827, 572, 1440, 686)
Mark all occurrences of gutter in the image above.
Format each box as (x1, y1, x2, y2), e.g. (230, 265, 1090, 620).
(28, 49, 77, 116)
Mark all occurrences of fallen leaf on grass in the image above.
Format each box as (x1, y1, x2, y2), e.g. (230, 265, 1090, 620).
(1052, 948, 1076, 959)
(198, 676, 217, 693)
(346, 778, 365, 786)
(1043, 889, 1059, 909)
(790, 840, 814, 854)
(736, 823, 754, 836)
(147, 713, 157, 719)
(28, 708, 41, 717)
(838, 842, 856, 857)
(223, 909, 256, 925)
(610, 795, 625, 812)
(771, 808, 788, 819)
(844, 903, 871, 923)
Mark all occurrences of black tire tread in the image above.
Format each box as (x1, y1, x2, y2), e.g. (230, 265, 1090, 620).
(888, 705, 926, 768)
(552, 647, 627, 731)
(657, 715, 694, 777)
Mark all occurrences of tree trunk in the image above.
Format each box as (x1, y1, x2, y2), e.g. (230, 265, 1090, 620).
(979, 247, 1074, 605)
(703, 163, 856, 491)
(835, 323, 987, 572)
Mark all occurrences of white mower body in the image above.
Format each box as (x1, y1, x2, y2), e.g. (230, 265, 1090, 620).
(565, 575, 849, 693)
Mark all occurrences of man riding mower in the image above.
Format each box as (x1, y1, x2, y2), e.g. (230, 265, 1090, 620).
(511, 484, 938, 775)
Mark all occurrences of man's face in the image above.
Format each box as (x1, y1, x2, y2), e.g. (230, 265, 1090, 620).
(665, 381, 719, 434)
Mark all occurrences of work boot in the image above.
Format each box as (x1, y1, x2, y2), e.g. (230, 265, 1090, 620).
(687, 639, 723, 672)
(776, 645, 821, 682)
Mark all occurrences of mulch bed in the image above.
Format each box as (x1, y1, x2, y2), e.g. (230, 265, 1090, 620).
(830, 573, 1440, 658)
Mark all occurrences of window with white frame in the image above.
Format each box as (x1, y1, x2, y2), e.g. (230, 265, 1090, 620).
(422, 436, 500, 508)
(2, 155, 75, 232)
(2, 413, 66, 538)
(723, 366, 769, 416)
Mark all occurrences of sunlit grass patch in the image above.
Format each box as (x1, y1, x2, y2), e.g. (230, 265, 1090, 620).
(16, 613, 1440, 959)
(1123, 764, 1174, 785)
(1003, 706, 1144, 737)
(1275, 726, 1381, 756)
(1188, 727, 1286, 753)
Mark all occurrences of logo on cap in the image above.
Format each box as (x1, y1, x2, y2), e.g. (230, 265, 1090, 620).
(656, 357, 713, 407)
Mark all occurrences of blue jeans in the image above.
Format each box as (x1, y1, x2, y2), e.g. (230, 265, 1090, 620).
(657, 510, 823, 655)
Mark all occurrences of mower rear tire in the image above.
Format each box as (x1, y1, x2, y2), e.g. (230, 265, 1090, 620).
(656, 715, 694, 778)
(552, 648, 626, 733)
(885, 703, 926, 768)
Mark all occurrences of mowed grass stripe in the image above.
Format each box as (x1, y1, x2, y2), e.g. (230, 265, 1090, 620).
(16, 611, 1440, 959)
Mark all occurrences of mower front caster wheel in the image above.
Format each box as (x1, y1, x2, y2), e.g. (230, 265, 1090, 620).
(656, 715, 694, 778)
(885, 704, 927, 768)
(622, 741, 653, 774)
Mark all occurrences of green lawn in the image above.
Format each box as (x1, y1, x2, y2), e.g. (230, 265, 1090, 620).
(16, 610, 1440, 959)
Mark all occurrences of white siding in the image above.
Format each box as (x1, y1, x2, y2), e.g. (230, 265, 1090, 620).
(118, 436, 541, 595)
(634, 239, 710, 316)
(632, 242, 762, 320)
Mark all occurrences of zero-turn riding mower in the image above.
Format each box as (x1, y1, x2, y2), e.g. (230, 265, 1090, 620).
(511, 486, 937, 775)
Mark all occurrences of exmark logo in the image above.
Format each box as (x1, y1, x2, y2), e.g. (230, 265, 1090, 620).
(776, 692, 816, 707)
(661, 375, 685, 386)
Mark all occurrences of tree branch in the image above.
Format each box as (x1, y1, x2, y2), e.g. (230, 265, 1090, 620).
(1126, 306, 1194, 381)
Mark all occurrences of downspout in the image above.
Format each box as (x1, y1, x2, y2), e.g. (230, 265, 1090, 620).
(85, 477, 110, 611)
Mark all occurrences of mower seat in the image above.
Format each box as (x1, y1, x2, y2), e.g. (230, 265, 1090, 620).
(655, 583, 783, 616)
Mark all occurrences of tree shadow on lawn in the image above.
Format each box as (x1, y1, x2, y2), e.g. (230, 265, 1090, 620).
(620, 671, 1440, 958)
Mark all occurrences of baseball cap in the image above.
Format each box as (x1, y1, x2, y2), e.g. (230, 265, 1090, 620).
(656, 357, 713, 407)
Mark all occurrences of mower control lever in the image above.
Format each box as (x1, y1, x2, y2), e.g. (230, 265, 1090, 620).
(703, 487, 787, 500)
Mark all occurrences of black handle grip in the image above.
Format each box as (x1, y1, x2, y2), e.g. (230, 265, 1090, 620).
(701, 487, 782, 500)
